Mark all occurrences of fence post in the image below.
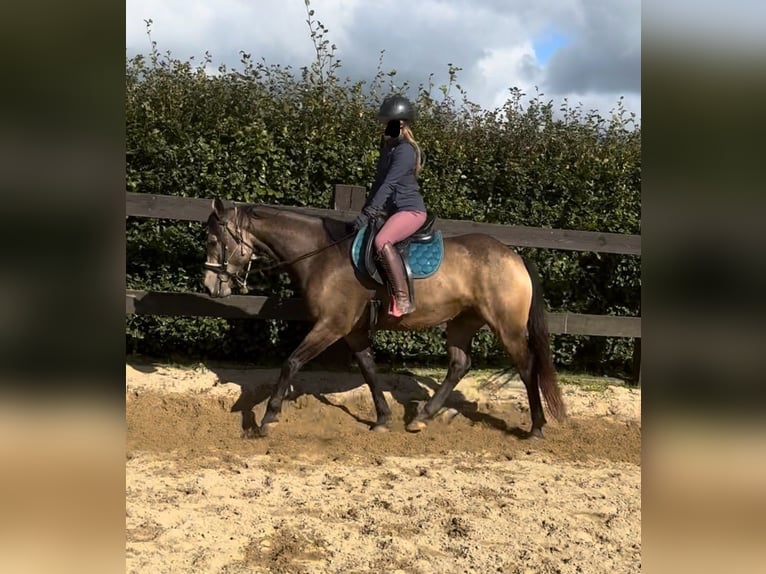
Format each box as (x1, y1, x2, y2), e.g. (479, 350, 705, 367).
(313, 184, 368, 369)
(631, 338, 641, 385)
(333, 184, 367, 212)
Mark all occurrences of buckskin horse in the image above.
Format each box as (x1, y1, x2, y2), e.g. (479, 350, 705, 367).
(201, 198, 566, 438)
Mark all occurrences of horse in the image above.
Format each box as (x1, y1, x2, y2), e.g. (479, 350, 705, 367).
(201, 198, 566, 438)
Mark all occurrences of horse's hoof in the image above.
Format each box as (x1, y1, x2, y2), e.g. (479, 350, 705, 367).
(438, 408, 460, 423)
(406, 419, 427, 433)
(241, 427, 260, 439)
(371, 424, 390, 433)
(259, 422, 278, 437)
(530, 427, 544, 439)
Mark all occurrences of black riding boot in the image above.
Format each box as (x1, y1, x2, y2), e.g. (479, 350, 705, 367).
(378, 242, 415, 316)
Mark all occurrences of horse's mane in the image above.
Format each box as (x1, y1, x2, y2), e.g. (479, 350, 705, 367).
(237, 204, 351, 244)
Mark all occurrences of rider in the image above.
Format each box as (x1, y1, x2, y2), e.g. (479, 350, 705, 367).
(353, 95, 427, 317)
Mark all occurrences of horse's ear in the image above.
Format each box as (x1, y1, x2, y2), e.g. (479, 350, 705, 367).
(212, 198, 226, 217)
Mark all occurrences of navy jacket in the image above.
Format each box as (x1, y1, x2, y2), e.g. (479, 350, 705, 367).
(365, 138, 426, 214)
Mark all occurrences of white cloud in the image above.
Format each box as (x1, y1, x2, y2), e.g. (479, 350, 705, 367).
(125, 0, 641, 121)
(126, 0, 314, 63)
(473, 43, 542, 110)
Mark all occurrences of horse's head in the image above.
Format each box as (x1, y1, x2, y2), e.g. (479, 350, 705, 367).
(201, 198, 273, 298)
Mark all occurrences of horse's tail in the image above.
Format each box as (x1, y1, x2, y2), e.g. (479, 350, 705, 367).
(523, 258, 567, 422)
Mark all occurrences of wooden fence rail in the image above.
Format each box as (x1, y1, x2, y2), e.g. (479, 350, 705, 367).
(125, 289, 642, 338)
(125, 188, 641, 377)
(126, 192, 641, 255)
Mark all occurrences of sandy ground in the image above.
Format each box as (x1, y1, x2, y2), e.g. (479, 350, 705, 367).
(126, 363, 641, 574)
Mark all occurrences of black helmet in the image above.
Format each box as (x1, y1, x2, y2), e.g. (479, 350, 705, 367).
(377, 95, 416, 123)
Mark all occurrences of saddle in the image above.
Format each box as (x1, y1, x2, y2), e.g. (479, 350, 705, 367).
(351, 212, 443, 331)
(360, 212, 437, 288)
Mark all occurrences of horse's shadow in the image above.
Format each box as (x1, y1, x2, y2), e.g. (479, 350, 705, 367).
(406, 372, 530, 439)
(127, 359, 158, 375)
(207, 365, 429, 431)
(206, 364, 529, 438)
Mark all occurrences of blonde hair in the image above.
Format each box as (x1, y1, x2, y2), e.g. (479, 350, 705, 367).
(400, 123, 423, 177)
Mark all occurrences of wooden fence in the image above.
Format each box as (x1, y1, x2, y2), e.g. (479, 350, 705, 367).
(125, 187, 641, 377)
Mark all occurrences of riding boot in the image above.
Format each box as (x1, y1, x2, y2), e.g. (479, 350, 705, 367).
(378, 242, 415, 317)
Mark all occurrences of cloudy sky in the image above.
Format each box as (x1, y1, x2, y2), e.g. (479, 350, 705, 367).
(126, 0, 640, 122)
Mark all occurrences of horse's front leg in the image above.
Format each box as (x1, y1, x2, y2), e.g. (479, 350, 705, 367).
(258, 321, 341, 436)
(345, 330, 391, 432)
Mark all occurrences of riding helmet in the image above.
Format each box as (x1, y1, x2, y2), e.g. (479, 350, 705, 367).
(377, 95, 416, 123)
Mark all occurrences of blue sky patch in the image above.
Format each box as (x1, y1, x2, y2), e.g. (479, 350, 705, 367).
(533, 28, 568, 64)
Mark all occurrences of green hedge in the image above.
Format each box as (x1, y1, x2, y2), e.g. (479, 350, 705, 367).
(126, 21, 640, 377)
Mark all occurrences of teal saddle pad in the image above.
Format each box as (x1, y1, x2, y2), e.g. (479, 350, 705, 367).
(351, 226, 444, 279)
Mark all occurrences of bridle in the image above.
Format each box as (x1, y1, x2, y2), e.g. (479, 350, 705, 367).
(202, 214, 258, 294)
(203, 210, 355, 294)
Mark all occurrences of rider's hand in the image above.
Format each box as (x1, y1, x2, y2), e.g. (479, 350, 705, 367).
(352, 212, 369, 231)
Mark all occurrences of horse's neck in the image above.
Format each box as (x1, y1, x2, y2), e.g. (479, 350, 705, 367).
(245, 211, 328, 263)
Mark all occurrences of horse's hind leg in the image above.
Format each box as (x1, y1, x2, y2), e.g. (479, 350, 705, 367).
(517, 343, 547, 438)
(258, 321, 341, 435)
(406, 313, 485, 432)
(345, 330, 391, 432)
(494, 326, 547, 438)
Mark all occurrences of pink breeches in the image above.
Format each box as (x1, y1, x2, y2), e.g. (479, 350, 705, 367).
(374, 210, 427, 252)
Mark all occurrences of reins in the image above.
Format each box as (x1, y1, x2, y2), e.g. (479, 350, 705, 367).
(244, 229, 356, 273)
(206, 212, 355, 293)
